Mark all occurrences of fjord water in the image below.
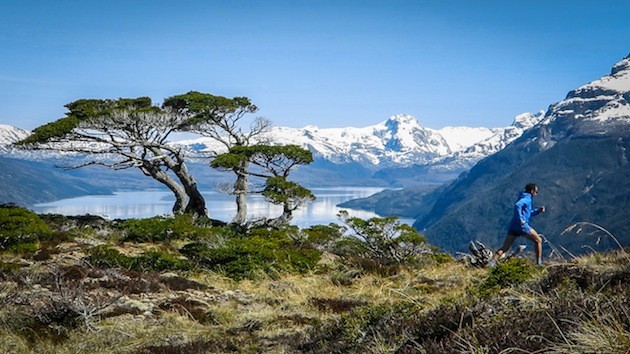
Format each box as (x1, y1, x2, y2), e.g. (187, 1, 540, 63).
(31, 187, 410, 227)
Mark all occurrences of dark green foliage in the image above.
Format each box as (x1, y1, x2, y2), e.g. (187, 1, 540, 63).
(86, 246, 132, 269)
(210, 151, 248, 170)
(0, 204, 51, 250)
(481, 258, 535, 290)
(163, 91, 257, 127)
(17, 116, 79, 145)
(301, 224, 345, 249)
(181, 228, 322, 280)
(337, 211, 432, 269)
(87, 246, 189, 272)
(262, 176, 315, 205)
(132, 251, 191, 272)
(247, 144, 314, 167)
(6, 242, 38, 254)
(64, 97, 152, 119)
(18, 97, 154, 145)
(119, 214, 222, 243)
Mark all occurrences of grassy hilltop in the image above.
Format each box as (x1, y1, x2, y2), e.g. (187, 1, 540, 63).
(0, 205, 628, 353)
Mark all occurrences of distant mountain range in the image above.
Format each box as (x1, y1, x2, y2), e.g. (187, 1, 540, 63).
(347, 53, 630, 255)
(177, 112, 543, 172)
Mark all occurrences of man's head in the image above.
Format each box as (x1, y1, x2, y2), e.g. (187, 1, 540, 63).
(525, 183, 538, 195)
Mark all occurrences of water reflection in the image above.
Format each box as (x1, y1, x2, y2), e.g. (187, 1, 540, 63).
(31, 187, 412, 227)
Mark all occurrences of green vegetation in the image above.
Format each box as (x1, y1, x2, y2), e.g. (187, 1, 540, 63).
(87, 245, 191, 272)
(0, 205, 628, 353)
(480, 257, 536, 290)
(181, 227, 321, 280)
(0, 204, 51, 250)
(118, 214, 221, 243)
(337, 210, 433, 271)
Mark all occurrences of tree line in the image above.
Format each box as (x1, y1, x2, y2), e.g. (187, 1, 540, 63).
(16, 91, 314, 226)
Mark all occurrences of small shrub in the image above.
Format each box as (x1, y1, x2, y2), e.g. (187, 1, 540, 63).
(131, 250, 190, 272)
(335, 211, 433, 271)
(6, 242, 38, 254)
(119, 214, 222, 243)
(20, 304, 80, 344)
(181, 228, 321, 280)
(300, 223, 345, 250)
(86, 246, 189, 272)
(481, 258, 535, 290)
(87, 245, 133, 269)
(0, 204, 51, 250)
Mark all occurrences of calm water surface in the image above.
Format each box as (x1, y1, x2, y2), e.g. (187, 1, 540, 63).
(32, 187, 413, 227)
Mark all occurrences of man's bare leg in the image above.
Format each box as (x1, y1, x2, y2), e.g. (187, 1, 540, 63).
(524, 228, 543, 264)
(493, 234, 517, 262)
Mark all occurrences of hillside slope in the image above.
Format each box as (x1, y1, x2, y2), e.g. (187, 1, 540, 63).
(413, 53, 630, 254)
(0, 157, 112, 205)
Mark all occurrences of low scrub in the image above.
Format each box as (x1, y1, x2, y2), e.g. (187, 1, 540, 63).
(0, 204, 51, 251)
(479, 257, 536, 292)
(118, 214, 224, 243)
(87, 245, 190, 272)
(181, 227, 321, 280)
(335, 211, 434, 273)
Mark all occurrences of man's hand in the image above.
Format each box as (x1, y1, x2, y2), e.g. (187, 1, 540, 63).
(539, 206, 546, 213)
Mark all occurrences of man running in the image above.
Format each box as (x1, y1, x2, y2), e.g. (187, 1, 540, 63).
(491, 183, 546, 266)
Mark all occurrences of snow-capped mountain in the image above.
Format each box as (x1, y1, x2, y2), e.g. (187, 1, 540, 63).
(177, 114, 530, 169)
(2, 111, 539, 172)
(432, 111, 545, 169)
(436, 126, 498, 152)
(0, 124, 30, 146)
(537, 53, 630, 142)
(268, 115, 454, 167)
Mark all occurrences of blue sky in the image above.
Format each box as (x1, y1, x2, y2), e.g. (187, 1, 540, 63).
(1, 0, 629, 130)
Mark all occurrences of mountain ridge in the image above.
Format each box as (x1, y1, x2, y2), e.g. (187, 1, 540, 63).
(409, 53, 630, 254)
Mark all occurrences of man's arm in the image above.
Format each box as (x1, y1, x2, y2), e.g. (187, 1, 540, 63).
(532, 206, 545, 217)
(515, 199, 528, 225)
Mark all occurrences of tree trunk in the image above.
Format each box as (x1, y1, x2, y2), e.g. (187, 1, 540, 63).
(232, 162, 249, 224)
(140, 164, 188, 214)
(280, 203, 293, 225)
(152, 148, 207, 217)
(172, 163, 207, 217)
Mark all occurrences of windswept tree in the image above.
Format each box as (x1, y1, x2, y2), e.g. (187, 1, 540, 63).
(164, 91, 270, 224)
(15, 97, 208, 217)
(212, 145, 315, 226)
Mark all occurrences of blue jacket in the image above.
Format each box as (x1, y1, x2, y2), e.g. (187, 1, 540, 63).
(509, 192, 541, 233)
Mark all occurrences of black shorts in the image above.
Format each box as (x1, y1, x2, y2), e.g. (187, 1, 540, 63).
(508, 225, 531, 237)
